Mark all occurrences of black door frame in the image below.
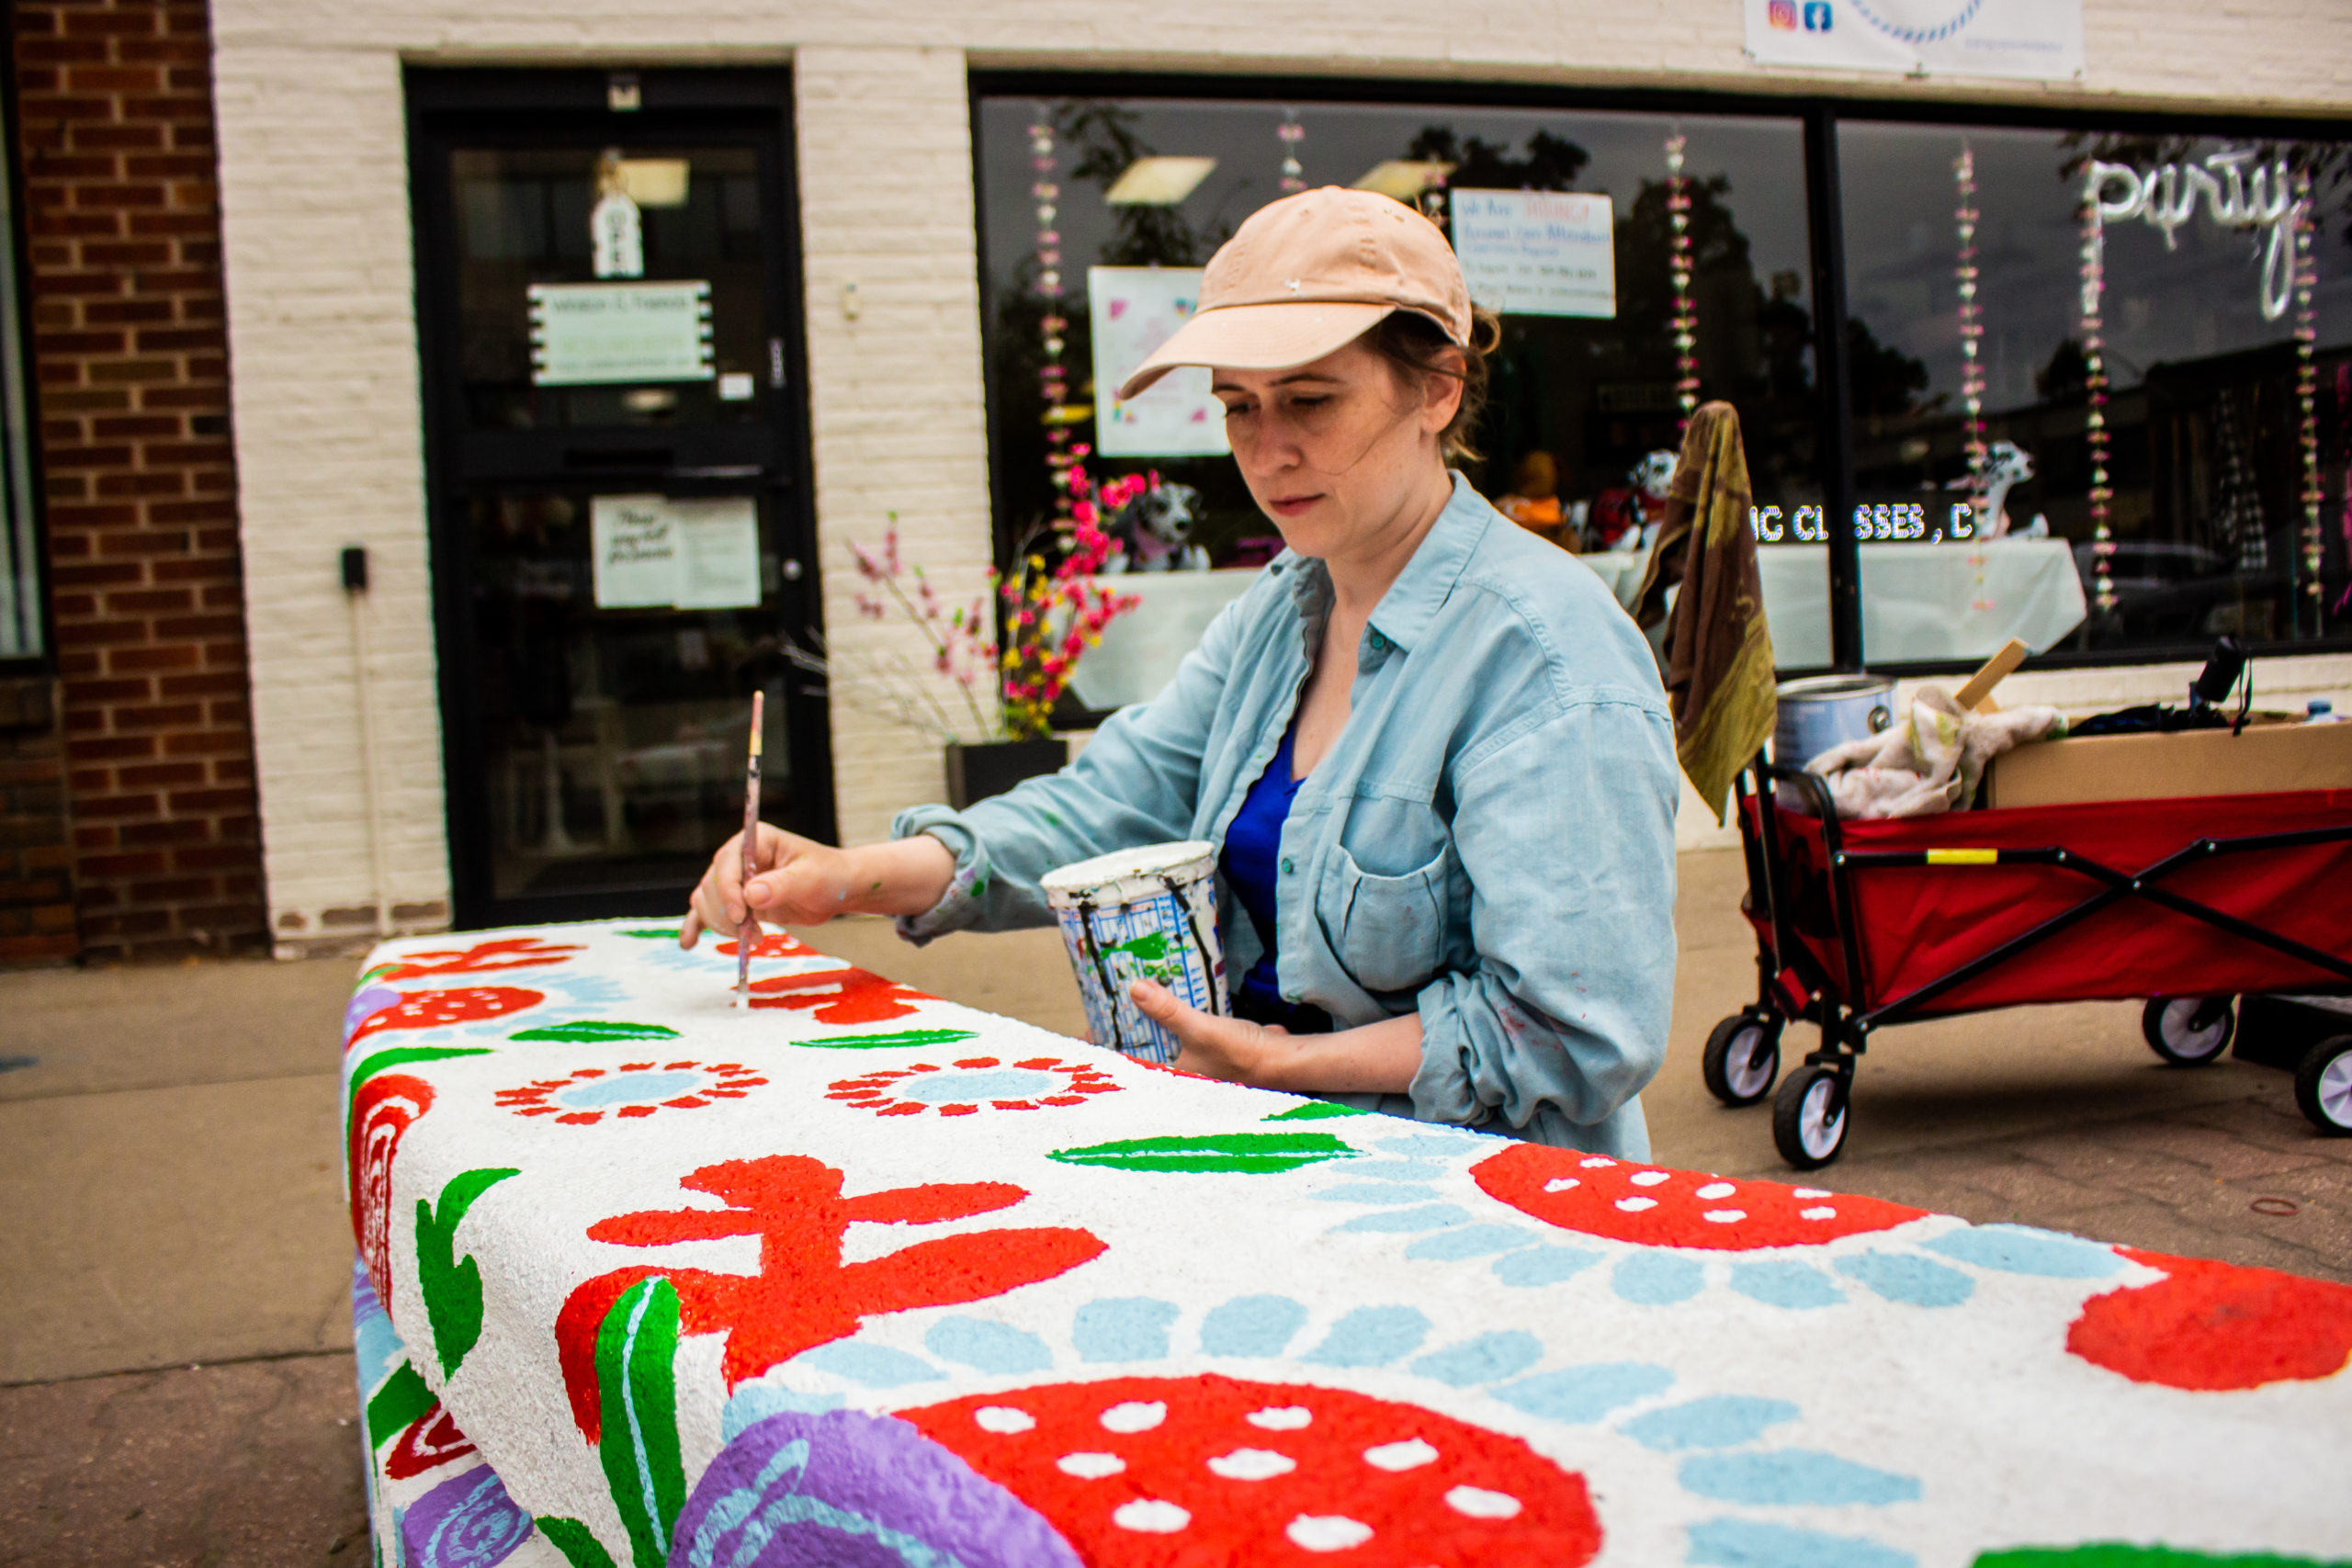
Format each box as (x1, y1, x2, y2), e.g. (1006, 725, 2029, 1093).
(405, 65, 831, 930)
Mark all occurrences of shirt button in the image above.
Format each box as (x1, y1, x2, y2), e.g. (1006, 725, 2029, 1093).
(1280, 857, 1295, 874)
(1369, 631, 1386, 651)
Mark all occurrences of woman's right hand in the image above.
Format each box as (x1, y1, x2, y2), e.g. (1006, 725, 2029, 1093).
(680, 828, 959, 948)
(681, 825, 853, 947)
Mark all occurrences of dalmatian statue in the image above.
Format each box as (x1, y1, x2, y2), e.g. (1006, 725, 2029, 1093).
(1102, 481, 1211, 572)
(1973, 442, 2049, 540)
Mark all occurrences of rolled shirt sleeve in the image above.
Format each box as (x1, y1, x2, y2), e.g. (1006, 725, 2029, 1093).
(1408, 696, 1679, 1157)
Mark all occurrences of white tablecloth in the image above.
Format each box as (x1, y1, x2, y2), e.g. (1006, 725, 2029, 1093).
(1066, 540, 2087, 709)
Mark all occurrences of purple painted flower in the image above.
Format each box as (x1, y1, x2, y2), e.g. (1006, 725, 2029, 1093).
(666, 1407, 1079, 1568)
(401, 1464, 534, 1568)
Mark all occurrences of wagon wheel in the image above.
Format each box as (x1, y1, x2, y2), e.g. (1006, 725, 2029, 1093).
(2295, 1035, 2352, 1136)
(2141, 996, 2236, 1066)
(1702, 1010, 1781, 1107)
(1772, 1064, 1849, 1170)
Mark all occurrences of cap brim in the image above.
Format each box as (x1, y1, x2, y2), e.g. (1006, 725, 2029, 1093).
(1114, 300, 1396, 401)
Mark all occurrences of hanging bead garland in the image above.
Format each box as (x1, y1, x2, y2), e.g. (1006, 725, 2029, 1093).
(2291, 167, 2323, 618)
(1665, 133, 1699, 435)
(1031, 115, 1075, 527)
(1954, 143, 1988, 504)
(2078, 194, 2116, 614)
(1277, 110, 1306, 195)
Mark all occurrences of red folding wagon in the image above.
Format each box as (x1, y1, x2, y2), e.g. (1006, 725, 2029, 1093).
(1705, 761, 2352, 1168)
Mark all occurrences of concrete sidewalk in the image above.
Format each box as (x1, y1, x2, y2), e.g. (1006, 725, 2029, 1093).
(3, 849, 2345, 1565)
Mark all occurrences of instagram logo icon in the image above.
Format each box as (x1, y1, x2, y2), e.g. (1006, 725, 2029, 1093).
(1767, 0, 1797, 27)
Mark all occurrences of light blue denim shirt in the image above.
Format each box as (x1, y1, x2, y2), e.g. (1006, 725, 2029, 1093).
(893, 474, 1679, 1156)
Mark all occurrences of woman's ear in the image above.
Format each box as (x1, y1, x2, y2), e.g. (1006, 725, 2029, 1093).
(1420, 346, 1466, 434)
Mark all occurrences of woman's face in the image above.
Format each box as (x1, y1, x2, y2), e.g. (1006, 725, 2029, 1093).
(1212, 333, 1463, 562)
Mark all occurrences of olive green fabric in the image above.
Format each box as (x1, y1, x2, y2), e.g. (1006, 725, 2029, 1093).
(1630, 402, 1777, 822)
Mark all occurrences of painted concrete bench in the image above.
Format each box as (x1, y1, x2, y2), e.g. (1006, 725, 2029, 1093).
(343, 919, 2352, 1568)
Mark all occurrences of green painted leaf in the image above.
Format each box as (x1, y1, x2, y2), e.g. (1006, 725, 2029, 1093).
(1046, 1131, 1360, 1174)
(358, 963, 399, 983)
(364, 1360, 435, 1450)
(415, 1168, 520, 1378)
(509, 1021, 680, 1043)
(537, 1517, 622, 1568)
(616, 928, 680, 941)
(798, 1028, 978, 1049)
(1974, 1551, 2352, 1567)
(595, 1277, 685, 1568)
(1263, 1100, 1373, 1121)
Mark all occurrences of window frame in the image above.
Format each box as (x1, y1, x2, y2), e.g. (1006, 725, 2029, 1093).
(968, 68, 2352, 686)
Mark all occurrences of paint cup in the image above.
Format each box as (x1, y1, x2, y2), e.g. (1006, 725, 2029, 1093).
(1040, 840, 1227, 1064)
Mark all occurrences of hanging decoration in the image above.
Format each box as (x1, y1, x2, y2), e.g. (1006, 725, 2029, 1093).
(1953, 143, 1988, 504)
(1277, 110, 1306, 196)
(1665, 133, 1699, 436)
(1031, 115, 1077, 530)
(2077, 187, 2116, 615)
(2290, 165, 2323, 622)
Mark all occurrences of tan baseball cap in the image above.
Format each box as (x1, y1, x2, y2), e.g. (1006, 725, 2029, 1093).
(1114, 186, 1472, 401)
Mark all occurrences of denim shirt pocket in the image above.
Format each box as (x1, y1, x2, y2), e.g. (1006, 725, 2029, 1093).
(1319, 840, 1453, 996)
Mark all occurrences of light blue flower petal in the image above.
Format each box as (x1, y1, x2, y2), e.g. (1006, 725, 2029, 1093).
(1379, 1133, 1491, 1158)
(1687, 1518, 1916, 1568)
(1622, 1395, 1800, 1452)
(1491, 1362, 1673, 1424)
(1302, 1306, 1431, 1367)
(1334, 1159, 1448, 1183)
(1615, 1251, 1705, 1304)
(1925, 1224, 2122, 1278)
(1728, 1261, 1845, 1310)
(790, 1342, 942, 1387)
(1835, 1251, 1974, 1308)
(1072, 1298, 1179, 1362)
(1679, 1450, 1921, 1506)
(1199, 1295, 1306, 1359)
(1410, 1331, 1544, 1387)
(1494, 1246, 1603, 1287)
(1308, 1182, 1445, 1205)
(924, 1317, 1054, 1375)
(1405, 1224, 1532, 1261)
(722, 1383, 843, 1439)
(1333, 1203, 1470, 1234)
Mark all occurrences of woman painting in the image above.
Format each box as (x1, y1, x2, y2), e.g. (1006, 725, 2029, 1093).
(683, 186, 1679, 1156)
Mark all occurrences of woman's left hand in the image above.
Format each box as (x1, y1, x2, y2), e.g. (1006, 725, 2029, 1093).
(1129, 979, 1289, 1086)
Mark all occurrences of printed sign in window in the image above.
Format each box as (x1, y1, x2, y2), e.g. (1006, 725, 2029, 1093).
(1448, 190, 1616, 320)
(590, 494, 761, 610)
(528, 281, 715, 386)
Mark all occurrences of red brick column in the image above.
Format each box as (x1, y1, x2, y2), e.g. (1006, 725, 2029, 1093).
(11, 0, 264, 959)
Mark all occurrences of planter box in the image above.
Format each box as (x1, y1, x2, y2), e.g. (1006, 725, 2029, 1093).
(945, 738, 1068, 810)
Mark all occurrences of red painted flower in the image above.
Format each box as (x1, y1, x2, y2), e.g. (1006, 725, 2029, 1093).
(350, 986, 547, 1046)
(495, 1059, 768, 1126)
(2067, 1247, 2352, 1392)
(749, 964, 935, 1025)
(385, 1400, 477, 1480)
(555, 1156, 1105, 1435)
(902, 1374, 1602, 1567)
(349, 1073, 435, 1302)
(365, 936, 582, 983)
(826, 1055, 1123, 1117)
(1471, 1143, 1928, 1252)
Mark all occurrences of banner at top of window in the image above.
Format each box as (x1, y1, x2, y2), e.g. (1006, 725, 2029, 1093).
(1743, 0, 2083, 83)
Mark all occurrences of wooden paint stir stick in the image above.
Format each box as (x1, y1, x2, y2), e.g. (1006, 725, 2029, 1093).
(736, 690, 764, 1007)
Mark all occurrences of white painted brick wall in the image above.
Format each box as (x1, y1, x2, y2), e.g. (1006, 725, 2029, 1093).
(207, 1, 2352, 942)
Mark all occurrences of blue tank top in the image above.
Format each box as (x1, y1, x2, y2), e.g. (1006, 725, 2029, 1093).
(1219, 723, 1304, 1008)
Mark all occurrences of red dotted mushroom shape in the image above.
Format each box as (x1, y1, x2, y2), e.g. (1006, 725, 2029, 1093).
(349, 986, 546, 1046)
(2067, 1247, 2352, 1392)
(900, 1373, 1601, 1568)
(1471, 1143, 1928, 1251)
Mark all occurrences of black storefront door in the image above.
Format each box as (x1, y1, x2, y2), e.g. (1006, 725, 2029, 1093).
(408, 69, 830, 928)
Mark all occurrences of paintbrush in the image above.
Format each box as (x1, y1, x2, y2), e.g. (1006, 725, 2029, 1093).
(736, 690, 764, 1007)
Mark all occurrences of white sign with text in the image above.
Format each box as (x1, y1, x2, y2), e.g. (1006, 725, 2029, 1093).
(1743, 0, 2082, 81)
(1448, 190, 1616, 319)
(1090, 266, 1230, 458)
(590, 494, 762, 611)
(529, 281, 714, 386)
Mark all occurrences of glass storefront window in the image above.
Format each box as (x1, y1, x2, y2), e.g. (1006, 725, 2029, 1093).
(1841, 121, 2352, 660)
(0, 116, 40, 662)
(974, 93, 1828, 705)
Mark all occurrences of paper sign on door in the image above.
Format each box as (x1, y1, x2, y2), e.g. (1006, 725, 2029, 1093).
(590, 495, 762, 610)
(1090, 266, 1229, 458)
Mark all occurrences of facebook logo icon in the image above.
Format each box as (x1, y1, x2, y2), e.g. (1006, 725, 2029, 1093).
(1803, 0, 1832, 28)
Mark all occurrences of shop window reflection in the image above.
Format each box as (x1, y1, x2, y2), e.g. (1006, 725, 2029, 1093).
(1838, 122, 2349, 661)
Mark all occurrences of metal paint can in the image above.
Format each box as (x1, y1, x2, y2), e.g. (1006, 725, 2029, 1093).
(1041, 840, 1227, 1064)
(1773, 674, 1896, 807)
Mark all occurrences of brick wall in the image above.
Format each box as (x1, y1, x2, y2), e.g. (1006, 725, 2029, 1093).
(0, 678, 76, 962)
(12, 0, 264, 960)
